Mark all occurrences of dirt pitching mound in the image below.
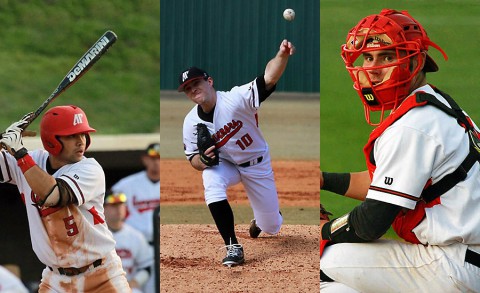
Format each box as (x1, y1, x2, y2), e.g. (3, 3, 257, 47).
(160, 224, 319, 292)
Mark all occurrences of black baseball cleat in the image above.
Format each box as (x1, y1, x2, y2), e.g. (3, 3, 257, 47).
(222, 243, 244, 267)
(249, 219, 262, 238)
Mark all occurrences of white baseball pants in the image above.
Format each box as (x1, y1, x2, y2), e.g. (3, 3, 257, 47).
(321, 239, 480, 292)
(202, 151, 282, 234)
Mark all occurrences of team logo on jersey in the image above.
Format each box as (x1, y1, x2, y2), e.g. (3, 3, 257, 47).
(213, 119, 243, 148)
(133, 196, 160, 213)
(73, 113, 84, 125)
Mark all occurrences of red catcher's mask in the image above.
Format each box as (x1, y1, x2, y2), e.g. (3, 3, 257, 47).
(341, 9, 448, 125)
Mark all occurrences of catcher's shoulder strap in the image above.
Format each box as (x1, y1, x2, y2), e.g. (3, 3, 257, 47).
(416, 89, 480, 202)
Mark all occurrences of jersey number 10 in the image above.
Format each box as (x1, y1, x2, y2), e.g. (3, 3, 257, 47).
(235, 133, 253, 150)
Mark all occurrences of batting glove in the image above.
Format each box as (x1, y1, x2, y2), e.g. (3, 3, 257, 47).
(0, 113, 35, 159)
(6, 112, 35, 132)
(0, 129, 28, 159)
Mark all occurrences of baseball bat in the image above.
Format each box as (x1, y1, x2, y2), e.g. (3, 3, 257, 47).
(22, 30, 117, 130)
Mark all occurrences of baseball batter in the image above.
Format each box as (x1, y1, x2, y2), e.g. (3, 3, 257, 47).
(181, 39, 295, 266)
(320, 9, 480, 292)
(0, 106, 130, 292)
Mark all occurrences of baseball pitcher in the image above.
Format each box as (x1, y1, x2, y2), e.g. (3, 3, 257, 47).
(180, 39, 295, 266)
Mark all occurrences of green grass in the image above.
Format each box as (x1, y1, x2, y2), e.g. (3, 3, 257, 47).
(160, 204, 319, 225)
(0, 1, 159, 134)
(320, 1, 480, 239)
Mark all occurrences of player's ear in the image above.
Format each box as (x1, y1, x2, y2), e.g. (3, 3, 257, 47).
(207, 77, 214, 87)
(412, 51, 426, 72)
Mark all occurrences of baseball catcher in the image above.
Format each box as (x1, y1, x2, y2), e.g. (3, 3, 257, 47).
(320, 9, 480, 292)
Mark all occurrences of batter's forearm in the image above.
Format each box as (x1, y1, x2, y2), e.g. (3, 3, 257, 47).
(23, 166, 60, 206)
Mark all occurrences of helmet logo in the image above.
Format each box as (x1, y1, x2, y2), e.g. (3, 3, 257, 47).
(73, 113, 84, 125)
(366, 34, 392, 48)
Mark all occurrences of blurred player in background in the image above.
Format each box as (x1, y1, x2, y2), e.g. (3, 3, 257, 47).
(0, 265, 29, 293)
(111, 142, 159, 292)
(320, 9, 480, 292)
(104, 190, 154, 293)
(0, 105, 130, 292)
(111, 142, 160, 244)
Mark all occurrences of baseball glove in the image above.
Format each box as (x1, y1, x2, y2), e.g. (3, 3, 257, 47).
(320, 204, 332, 221)
(196, 123, 219, 167)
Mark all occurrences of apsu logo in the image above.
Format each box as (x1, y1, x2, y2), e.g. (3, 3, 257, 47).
(73, 113, 84, 125)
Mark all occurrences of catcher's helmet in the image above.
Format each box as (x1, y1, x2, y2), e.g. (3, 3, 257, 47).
(40, 105, 96, 155)
(341, 9, 448, 125)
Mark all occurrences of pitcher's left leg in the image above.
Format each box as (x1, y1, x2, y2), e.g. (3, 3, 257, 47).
(240, 152, 282, 235)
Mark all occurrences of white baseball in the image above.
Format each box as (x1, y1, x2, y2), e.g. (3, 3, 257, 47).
(283, 8, 295, 21)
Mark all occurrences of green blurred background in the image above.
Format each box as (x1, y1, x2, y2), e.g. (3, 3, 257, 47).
(0, 1, 159, 134)
(320, 0, 480, 238)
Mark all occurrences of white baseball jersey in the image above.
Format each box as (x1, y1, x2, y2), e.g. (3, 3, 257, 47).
(183, 75, 283, 234)
(321, 85, 480, 292)
(183, 76, 269, 165)
(111, 171, 160, 243)
(112, 223, 153, 283)
(366, 84, 480, 245)
(0, 149, 115, 268)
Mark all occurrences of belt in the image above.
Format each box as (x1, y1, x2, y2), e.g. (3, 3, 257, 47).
(466, 249, 480, 268)
(239, 156, 263, 168)
(48, 259, 102, 276)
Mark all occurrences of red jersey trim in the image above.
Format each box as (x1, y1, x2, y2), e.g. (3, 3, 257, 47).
(369, 185, 419, 202)
(60, 175, 86, 205)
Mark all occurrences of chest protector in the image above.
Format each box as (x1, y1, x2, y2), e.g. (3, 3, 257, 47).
(363, 86, 480, 244)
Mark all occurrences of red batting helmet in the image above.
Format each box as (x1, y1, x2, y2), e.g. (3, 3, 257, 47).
(40, 105, 96, 155)
(341, 9, 448, 125)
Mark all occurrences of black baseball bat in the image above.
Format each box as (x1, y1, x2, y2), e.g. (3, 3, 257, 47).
(22, 30, 117, 130)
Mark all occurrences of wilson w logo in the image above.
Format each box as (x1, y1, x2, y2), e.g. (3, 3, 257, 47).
(384, 177, 393, 185)
(364, 94, 375, 101)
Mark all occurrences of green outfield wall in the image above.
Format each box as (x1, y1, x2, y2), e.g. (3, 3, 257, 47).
(160, 0, 319, 92)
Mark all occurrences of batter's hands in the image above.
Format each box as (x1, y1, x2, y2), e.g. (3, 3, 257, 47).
(0, 112, 36, 158)
(0, 112, 37, 139)
(0, 127, 28, 159)
(279, 39, 295, 56)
